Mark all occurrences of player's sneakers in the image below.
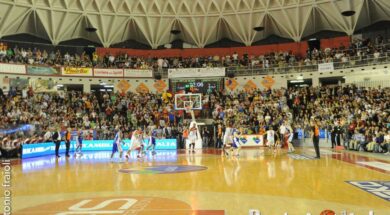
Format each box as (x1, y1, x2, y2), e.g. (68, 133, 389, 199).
(125, 154, 129, 159)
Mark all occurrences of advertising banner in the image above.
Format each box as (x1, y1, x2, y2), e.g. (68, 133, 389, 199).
(0, 63, 25, 74)
(237, 135, 264, 147)
(94, 68, 124, 77)
(10, 78, 29, 89)
(124, 69, 153, 78)
(318, 62, 334, 72)
(168, 67, 225, 78)
(21, 151, 178, 172)
(27, 65, 60, 75)
(22, 139, 177, 158)
(61, 67, 93, 76)
(29, 79, 57, 92)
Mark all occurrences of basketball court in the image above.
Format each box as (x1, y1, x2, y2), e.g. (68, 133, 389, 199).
(4, 148, 390, 215)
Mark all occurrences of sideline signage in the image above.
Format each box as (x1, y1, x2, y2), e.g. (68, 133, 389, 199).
(237, 135, 263, 147)
(22, 139, 177, 158)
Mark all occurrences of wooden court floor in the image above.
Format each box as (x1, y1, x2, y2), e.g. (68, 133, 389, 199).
(2, 147, 390, 215)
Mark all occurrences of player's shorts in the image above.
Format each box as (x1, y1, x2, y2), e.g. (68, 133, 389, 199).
(232, 142, 239, 148)
(112, 142, 122, 153)
(267, 139, 275, 146)
(188, 136, 197, 143)
(131, 142, 142, 150)
(288, 135, 293, 142)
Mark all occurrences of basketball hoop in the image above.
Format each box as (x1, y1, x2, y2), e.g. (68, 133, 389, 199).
(185, 106, 192, 113)
(184, 101, 193, 113)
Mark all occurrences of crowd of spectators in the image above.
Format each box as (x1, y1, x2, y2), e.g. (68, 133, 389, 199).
(0, 35, 389, 71)
(211, 85, 390, 154)
(1, 84, 389, 158)
(1, 35, 390, 158)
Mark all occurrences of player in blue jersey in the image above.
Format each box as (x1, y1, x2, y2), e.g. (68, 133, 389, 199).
(231, 129, 241, 156)
(110, 128, 124, 162)
(75, 129, 83, 156)
(146, 129, 157, 155)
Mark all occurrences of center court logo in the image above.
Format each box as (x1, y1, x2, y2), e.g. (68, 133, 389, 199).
(15, 196, 224, 215)
(15, 196, 189, 215)
(119, 165, 207, 174)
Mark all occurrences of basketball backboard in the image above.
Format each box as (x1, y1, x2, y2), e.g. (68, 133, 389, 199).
(174, 93, 202, 110)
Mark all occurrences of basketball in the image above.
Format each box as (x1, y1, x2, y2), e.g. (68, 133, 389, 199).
(320, 210, 335, 215)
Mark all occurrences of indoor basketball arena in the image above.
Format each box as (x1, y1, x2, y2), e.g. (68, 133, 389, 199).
(1, 0, 390, 214)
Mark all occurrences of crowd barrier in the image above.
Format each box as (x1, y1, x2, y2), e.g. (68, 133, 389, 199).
(22, 139, 177, 159)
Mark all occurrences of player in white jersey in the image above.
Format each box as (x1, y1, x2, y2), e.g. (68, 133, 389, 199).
(266, 127, 276, 148)
(188, 123, 198, 153)
(110, 129, 123, 162)
(126, 128, 145, 159)
(286, 127, 295, 153)
(223, 123, 234, 156)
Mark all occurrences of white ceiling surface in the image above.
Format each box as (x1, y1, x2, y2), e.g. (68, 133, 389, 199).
(0, 0, 389, 48)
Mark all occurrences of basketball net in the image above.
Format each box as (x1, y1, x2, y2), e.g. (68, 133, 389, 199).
(185, 106, 192, 113)
(184, 101, 193, 113)
(184, 102, 196, 122)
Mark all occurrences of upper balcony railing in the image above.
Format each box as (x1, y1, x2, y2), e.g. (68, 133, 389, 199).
(153, 53, 390, 79)
(1, 41, 390, 79)
(225, 53, 390, 76)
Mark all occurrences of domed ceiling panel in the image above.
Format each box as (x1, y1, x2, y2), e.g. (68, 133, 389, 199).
(0, 0, 389, 48)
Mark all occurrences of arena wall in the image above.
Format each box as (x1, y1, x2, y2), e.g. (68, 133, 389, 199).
(1, 63, 390, 94)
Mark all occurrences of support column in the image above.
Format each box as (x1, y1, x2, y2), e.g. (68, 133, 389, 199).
(84, 82, 91, 93)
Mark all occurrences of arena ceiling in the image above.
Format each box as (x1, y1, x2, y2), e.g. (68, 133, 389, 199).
(0, 0, 389, 48)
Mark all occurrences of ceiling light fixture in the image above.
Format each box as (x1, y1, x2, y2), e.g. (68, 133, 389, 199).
(341, 10, 355, 17)
(253, 26, 265, 32)
(170, 29, 181, 35)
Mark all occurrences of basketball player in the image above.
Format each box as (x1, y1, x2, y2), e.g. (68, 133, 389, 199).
(266, 126, 275, 149)
(231, 129, 241, 156)
(110, 129, 124, 162)
(126, 128, 145, 159)
(312, 119, 321, 159)
(286, 127, 295, 153)
(146, 129, 157, 155)
(188, 123, 198, 153)
(75, 129, 83, 156)
(223, 123, 234, 156)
